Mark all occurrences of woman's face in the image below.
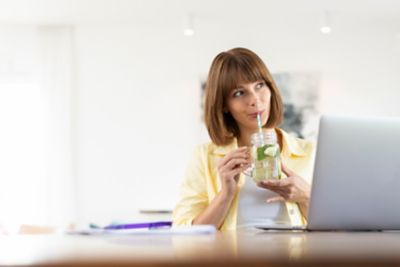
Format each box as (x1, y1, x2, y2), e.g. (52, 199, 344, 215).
(226, 80, 271, 133)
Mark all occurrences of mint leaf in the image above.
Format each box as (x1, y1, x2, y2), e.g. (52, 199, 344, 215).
(256, 146, 266, 160)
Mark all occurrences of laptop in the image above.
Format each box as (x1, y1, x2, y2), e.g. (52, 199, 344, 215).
(257, 115, 400, 231)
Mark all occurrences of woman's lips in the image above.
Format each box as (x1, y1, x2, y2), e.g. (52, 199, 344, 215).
(249, 110, 264, 118)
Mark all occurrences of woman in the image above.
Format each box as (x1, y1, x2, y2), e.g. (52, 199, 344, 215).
(173, 48, 315, 231)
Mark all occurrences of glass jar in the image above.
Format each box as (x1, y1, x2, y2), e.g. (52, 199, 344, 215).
(248, 130, 282, 182)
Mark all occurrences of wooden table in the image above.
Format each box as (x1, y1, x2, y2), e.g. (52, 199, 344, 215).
(1, 230, 400, 266)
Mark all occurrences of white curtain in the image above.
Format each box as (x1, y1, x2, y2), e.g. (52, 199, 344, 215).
(0, 25, 76, 230)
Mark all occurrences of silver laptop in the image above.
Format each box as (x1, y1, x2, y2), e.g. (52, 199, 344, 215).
(258, 115, 400, 231)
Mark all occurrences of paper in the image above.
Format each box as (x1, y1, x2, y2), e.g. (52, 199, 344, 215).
(66, 225, 217, 236)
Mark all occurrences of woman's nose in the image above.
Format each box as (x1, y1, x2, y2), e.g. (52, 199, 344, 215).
(249, 91, 261, 107)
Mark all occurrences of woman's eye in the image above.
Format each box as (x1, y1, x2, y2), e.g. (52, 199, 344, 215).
(233, 90, 244, 97)
(255, 82, 265, 89)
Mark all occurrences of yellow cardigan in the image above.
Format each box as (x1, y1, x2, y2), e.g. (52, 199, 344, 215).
(173, 128, 316, 231)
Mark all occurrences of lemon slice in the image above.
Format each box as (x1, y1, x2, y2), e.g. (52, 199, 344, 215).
(264, 146, 278, 157)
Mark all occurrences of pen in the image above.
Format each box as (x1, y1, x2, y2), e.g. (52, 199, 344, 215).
(103, 221, 172, 230)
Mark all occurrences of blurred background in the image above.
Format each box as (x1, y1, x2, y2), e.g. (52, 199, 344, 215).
(0, 0, 399, 230)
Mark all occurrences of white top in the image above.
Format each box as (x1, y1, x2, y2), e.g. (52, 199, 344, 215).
(236, 176, 291, 229)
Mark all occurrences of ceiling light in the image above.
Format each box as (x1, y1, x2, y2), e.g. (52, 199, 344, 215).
(320, 11, 332, 35)
(183, 14, 194, 37)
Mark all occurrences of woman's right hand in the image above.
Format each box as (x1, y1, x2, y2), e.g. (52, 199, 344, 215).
(193, 147, 251, 228)
(217, 147, 251, 197)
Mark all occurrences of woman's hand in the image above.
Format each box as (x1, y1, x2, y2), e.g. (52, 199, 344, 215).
(193, 147, 251, 228)
(217, 147, 251, 197)
(257, 163, 311, 205)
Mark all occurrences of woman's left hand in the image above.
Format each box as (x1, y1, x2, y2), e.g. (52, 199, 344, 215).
(257, 163, 311, 204)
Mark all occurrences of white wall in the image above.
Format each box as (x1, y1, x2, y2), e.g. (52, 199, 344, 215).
(75, 23, 203, 223)
(73, 11, 400, 223)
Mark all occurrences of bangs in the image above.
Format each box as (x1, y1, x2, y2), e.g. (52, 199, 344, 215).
(219, 55, 266, 97)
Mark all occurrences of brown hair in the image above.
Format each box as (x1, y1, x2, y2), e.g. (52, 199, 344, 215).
(204, 47, 284, 146)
